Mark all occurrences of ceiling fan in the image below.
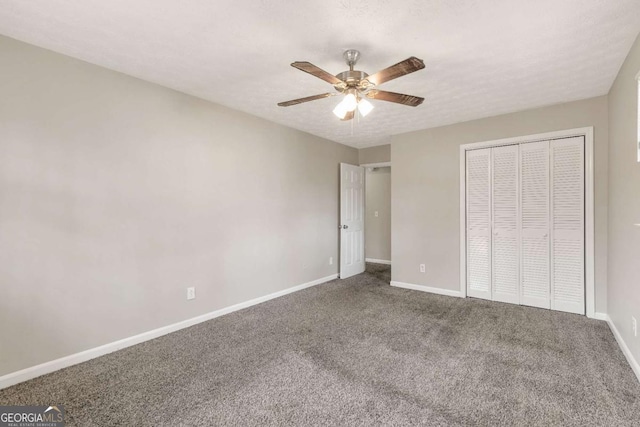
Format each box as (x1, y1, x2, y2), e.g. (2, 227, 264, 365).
(278, 49, 425, 121)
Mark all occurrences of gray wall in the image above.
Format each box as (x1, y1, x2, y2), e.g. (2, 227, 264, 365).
(365, 167, 391, 262)
(607, 33, 640, 364)
(0, 36, 357, 376)
(359, 145, 390, 165)
(391, 96, 609, 314)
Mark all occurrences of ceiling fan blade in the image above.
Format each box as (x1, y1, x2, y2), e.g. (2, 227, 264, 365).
(291, 62, 344, 85)
(278, 93, 334, 107)
(341, 110, 355, 121)
(365, 57, 425, 86)
(366, 90, 424, 107)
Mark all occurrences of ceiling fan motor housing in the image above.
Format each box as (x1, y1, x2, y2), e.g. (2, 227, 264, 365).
(335, 70, 369, 90)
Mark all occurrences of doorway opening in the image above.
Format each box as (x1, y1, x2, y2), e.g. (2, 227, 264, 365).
(339, 161, 391, 283)
(365, 165, 391, 261)
(365, 162, 391, 283)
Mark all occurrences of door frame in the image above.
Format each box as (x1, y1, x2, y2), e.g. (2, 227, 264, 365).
(458, 127, 595, 318)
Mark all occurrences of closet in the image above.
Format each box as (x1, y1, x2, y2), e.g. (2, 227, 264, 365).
(465, 136, 585, 315)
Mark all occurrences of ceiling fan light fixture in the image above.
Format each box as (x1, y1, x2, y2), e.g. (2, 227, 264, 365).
(342, 92, 358, 112)
(333, 102, 348, 119)
(357, 98, 374, 117)
(333, 92, 358, 119)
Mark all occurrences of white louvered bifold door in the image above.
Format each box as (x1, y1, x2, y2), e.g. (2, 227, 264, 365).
(491, 145, 520, 304)
(519, 141, 551, 309)
(550, 137, 585, 314)
(466, 148, 492, 300)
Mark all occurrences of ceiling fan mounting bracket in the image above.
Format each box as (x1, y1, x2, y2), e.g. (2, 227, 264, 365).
(343, 49, 360, 70)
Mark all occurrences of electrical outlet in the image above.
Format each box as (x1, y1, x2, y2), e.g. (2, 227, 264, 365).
(187, 287, 196, 300)
(375, 211, 379, 217)
(420, 264, 426, 273)
(329, 257, 333, 265)
(633, 316, 637, 337)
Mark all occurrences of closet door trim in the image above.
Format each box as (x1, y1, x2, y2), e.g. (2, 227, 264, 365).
(459, 127, 595, 318)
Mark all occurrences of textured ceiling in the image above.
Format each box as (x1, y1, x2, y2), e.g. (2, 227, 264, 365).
(1, 0, 639, 148)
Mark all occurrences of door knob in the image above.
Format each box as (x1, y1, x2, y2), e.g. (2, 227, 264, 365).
(343, 225, 349, 229)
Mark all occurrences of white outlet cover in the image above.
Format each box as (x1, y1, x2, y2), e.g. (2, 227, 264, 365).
(329, 257, 333, 265)
(187, 287, 196, 300)
(420, 264, 426, 273)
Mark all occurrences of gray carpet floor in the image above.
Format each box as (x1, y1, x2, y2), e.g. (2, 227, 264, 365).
(2, 263, 639, 426)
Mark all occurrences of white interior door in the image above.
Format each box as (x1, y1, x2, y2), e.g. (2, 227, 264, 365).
(466, 148, 492, 300)
(519, 140, 551, 309)
(340, 163, 365, 279)
(491, 145, 520, 304)
(550, 137, 585, 314)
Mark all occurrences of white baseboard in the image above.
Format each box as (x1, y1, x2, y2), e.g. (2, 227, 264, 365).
(390, 281, 462, 298)
(593, 312, 609, 321)
(366, 258, 392, 265)
(602, 313, 640, 383)
(0, 274, 338, 390)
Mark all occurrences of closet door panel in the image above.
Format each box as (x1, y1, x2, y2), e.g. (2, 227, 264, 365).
(466, 148, 491, 300)
(551, 137, 585, 314)
(519, 141, 550, 309)
(491, 145, 519, 304)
